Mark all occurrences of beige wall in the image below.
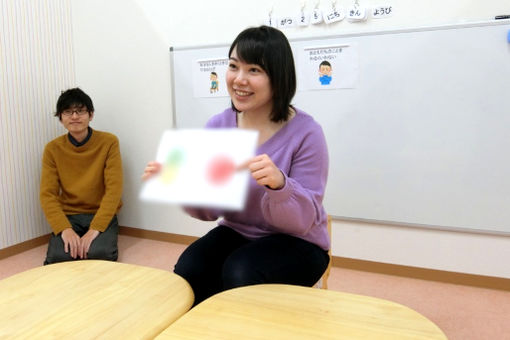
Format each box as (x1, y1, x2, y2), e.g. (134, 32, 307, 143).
(0, 0, 75, 249)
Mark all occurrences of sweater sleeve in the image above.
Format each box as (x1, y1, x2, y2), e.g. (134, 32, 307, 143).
(40, 144, 72, 234)
(89, 136, 123, 232)
(260, 125, 329, 236)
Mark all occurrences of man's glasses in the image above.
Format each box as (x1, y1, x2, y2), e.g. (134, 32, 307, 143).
(62, 108, 89, 117)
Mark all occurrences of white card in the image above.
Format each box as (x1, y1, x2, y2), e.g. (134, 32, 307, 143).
(265, 16, 278, 28)
(192, 58, 229, 98)
(298, 43, 359, 90)
(298, 11, 310, 26)
(347, 6, 368, 21)
(323, 7, 345, 24)
(372, 5, 394, 19)
(140, 129, 258, 210)
(278, 16, 297, 28)
(310, 9, 323, 24)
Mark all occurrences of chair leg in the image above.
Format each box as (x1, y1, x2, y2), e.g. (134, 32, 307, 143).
(317, 215, 332, 290)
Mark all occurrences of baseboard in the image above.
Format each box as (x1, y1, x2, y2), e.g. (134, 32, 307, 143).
(119, 226, 199, 245)
(332, 257, 510, 291)
(0, 234, 50, 260)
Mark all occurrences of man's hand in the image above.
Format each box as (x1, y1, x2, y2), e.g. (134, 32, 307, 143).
(80, 229, 100, 259)
(61, 228, 81, 259)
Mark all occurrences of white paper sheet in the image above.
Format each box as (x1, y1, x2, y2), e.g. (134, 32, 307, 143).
(298, 43, 359, 90)
(192, 57, 229, 98)
(140, 129, 258, 210)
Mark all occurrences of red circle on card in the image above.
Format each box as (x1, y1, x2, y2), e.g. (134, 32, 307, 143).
(207, 155, 235, 185)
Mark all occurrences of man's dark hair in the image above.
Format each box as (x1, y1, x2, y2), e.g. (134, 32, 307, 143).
(228, 25, 296, 123)
(54, 88, 94, 120)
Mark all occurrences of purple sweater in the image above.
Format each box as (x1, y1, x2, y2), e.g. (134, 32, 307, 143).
(185, 107, 330, 250)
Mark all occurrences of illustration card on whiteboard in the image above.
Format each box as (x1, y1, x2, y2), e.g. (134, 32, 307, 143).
(140, 129, 258, 210)
(298, 43, 359, 90)
(193, 57, 229, 98)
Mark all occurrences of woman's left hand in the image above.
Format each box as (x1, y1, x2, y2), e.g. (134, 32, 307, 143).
(238, 154, 285, 190)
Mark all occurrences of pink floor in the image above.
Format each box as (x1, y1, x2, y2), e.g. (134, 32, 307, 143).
(1, 234, 509, 340)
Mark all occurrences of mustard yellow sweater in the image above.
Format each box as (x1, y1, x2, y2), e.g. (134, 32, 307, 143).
(40, 130, 123, 234)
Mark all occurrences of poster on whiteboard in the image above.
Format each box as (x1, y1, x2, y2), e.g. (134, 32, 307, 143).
(140, 129, 258, 210)
(298, 43, 359, 90)
(192, 57, 229, 98)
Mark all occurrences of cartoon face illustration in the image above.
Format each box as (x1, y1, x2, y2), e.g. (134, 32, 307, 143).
(318, 61, 332, 85)
(319, 62, 332, 76)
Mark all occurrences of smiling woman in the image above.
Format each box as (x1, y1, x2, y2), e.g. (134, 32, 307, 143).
(143, 26, 330, 307)
(226, 52, 272, 119)
(226, 25, 296, 125)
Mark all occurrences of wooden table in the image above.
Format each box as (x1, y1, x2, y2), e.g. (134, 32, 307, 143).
(156, 284, 447, 340)
(0, 260, 193, 339)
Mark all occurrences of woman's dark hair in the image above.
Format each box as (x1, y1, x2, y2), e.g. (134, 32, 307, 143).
(54, 88, 94, 119)
(228, 25, 296, 122)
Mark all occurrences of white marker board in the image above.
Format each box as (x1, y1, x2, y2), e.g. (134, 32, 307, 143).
(170, 21, 510, 234)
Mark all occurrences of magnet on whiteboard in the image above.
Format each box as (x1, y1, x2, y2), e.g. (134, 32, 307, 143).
(347, 6, 368, 21)
(507, 29, 510, 43)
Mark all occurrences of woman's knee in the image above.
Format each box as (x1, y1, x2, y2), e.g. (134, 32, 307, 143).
(174, 246, 212, 282)
(174, 253, 195, 279)
(222, 255, 263, 289)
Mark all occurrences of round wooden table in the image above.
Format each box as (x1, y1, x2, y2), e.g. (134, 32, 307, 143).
(156, 284, 447, 339)
(0, 260, 193, 339)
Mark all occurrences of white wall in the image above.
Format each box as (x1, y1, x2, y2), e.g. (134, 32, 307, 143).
(70, 0, 510, 278)
(0, 0, 75, 249)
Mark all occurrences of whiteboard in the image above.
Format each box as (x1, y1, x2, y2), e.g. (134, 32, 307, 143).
(170, 21, 510, 234)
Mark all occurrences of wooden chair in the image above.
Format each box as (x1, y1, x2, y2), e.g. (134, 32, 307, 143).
(315, 215, 332, 289)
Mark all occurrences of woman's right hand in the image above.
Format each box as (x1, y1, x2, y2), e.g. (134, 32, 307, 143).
(142, 161, 162, 180)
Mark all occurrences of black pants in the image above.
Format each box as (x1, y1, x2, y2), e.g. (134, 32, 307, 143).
(44, 214, 119, 265)
(174, 225, 330, 306)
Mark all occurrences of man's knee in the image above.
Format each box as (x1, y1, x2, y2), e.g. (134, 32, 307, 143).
(87, 225, 118, 261)
(44, 235, 73, 265)
(44, 248, 74, 265)
(87, 246, 118, 261)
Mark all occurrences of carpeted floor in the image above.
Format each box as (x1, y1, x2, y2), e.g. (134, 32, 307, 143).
(1, 234, 509, 340)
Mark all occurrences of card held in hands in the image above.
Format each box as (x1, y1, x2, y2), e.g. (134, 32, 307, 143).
(140, 129, 258, 210)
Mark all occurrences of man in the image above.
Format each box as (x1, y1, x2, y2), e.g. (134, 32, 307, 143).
(40, 88, 123, 264)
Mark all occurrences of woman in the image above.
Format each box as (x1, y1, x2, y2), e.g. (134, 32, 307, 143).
(144, 25, 330, 306)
